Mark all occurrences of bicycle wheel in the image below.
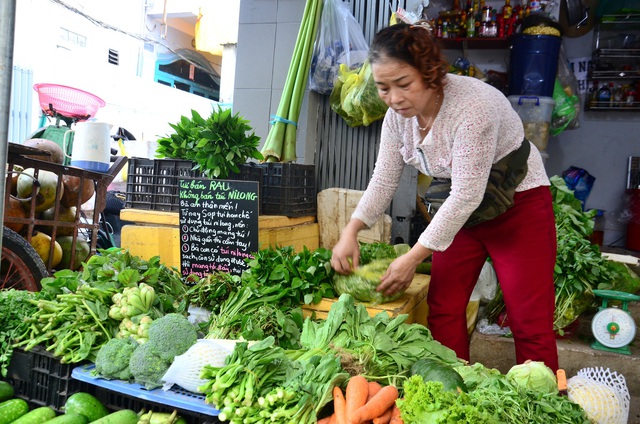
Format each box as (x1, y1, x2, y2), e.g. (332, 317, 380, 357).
(1, 227, 48, 291)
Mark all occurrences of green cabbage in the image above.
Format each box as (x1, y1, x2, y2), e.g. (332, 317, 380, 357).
(505, 360, 557, 394)
(332, 258, 403, 304)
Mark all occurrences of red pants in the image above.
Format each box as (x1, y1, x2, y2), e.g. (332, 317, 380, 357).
(428, 186, 559, 371)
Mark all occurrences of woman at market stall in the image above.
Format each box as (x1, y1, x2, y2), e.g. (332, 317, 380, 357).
(330, 21, 559, 371)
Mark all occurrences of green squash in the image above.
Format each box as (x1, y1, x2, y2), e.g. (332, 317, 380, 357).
(63, 392, 109, 422)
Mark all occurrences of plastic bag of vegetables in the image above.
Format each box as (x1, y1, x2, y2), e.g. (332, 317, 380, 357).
(333, 257, 403, 304)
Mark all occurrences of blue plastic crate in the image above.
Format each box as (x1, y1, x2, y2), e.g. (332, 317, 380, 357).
(72, 365, 219, 424)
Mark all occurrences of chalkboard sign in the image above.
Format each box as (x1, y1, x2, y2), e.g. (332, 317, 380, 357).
(178, 178, 259, 278)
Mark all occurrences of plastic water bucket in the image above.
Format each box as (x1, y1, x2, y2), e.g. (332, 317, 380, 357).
(508, 34, 561, 97)
(508, 95, 555, 151)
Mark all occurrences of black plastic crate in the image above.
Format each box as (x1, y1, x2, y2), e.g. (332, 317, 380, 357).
(93, 386, 219, 424)
(5, 347, 92, 413)
(125, 158, 263, 212)
(260, 163, 317, 217)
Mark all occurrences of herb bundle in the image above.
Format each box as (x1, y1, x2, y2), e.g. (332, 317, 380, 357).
(156, 106, 263, 178)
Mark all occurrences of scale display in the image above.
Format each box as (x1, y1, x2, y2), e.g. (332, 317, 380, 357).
(591, 290, 639, 355)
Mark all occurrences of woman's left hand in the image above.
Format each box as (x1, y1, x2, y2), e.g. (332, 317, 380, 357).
(377, 245, 433, 296)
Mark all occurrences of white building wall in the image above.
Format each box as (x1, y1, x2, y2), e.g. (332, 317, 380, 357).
(11, 0, 217, 150)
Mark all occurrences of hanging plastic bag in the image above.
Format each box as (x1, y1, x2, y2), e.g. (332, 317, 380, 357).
(551, 45, 581, 135)
(308, 0, 369, 94)
(330, 60, 389, 127)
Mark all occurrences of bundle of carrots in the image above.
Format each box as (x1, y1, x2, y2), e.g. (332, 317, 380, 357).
(318, 376, 402, 424)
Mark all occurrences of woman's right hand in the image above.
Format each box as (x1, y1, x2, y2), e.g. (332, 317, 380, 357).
(330, 229, 362, 275)
(331, 234, 360, 275)
(331, 219, 367, 274)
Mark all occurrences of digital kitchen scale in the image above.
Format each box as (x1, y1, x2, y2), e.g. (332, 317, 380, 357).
(591, 289, 639, 355)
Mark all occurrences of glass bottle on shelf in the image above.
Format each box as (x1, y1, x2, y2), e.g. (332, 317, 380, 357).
(466, 8, 476, 37)
(502, 0, 513, 20)
(596, 82, 612, 106)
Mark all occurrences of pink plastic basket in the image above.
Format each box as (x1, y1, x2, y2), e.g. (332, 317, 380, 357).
(33, 83, 106, 121)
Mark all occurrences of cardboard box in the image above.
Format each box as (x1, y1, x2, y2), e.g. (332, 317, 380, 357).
(303, 274, 430, 326)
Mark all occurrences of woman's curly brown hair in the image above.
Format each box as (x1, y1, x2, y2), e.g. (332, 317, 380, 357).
(369, 22, 449, 89)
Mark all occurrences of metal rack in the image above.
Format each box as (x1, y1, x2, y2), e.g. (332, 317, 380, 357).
(586, 14, 640, 111)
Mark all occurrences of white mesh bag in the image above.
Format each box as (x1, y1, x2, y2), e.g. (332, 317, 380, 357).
(161, 339, 236, 393)
(567, 367, 630, 424)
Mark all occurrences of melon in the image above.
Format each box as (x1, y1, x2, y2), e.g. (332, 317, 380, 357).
(29, 231, 63, 268)
(24, 138, 65, 164)
(16, 168, 63, 213)
(40, 205, 77, 236)
(3, 196, 27, 233)
(61, 175, 95, 208)
(57, 236, 91, 270)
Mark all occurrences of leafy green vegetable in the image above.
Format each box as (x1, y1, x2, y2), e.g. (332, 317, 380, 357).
(204, 245, 333, 348)
(358, 241, 398, 265)
(399, 368, 591, 424)
(14, 248, 188, 364)
(0, 289, 42, 377)
(199, 337, 349, 424)
(333, 258, 402, 304)
(156, 106, 263, 178)
(299, 294, 461, 386)
(505, 361, 557, 395)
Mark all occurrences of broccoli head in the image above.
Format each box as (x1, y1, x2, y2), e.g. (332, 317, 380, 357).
(94, 337, 138, 380)
(146, 313, 198, 362)
(128, 342, 171, 389)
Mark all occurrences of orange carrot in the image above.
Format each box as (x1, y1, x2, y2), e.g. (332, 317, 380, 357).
(372, 407, 393, 424)
(388, 405, 402, 424)
(349, 385, 399, 424)
(366, 381, 382, 402)
(333, 386, 347, 424)
(345, 376, 370, 419)
(318, 416, 333, 424)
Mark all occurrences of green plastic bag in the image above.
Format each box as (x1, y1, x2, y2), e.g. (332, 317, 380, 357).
(551, 79, 579, 136)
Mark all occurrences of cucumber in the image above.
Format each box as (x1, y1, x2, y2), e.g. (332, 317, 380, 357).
(0, 381, 13, 402)
(10, 406, 56, 424)
(0, 398, 29, 424)
(87, 409, 138, 424)
(42, 413, 88, 424)
(63, 393, 108, 422)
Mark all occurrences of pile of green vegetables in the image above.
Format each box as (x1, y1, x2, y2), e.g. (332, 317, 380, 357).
(487, 176, 640, 333)
(0, 289, 43, 376)
(199, 294, 461, 423)
(202, 245, 335, 349)
(199, 337, 348, 423)
(13, 248, 187, 363)
(399, 361, 590, 424)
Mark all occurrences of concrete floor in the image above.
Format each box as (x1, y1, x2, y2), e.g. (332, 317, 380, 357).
(469, 302, 640, 423)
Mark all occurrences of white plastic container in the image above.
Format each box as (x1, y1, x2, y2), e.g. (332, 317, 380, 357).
(508, 95, 555, 152)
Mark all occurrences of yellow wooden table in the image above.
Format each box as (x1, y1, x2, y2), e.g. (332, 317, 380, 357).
(302, 273, 430, 326)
